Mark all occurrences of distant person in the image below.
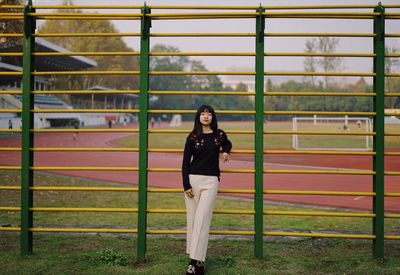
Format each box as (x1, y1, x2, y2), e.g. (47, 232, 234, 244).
(343, 124, 349, 131)
(108, 120, 112, 129)
(182, 105, 232, 275)
(357, 120, 362, 129)
(8, 119, 13, 130)
(150, 117, 155, 128)
(73, 120, 79, 140)
(157, 116, 162, 128)
(123, 118, 127, 126)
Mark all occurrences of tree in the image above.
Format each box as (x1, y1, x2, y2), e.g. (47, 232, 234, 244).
(38, 0, 139, 91)
(0, 0, 24, 66)
(316, 37, 342, 89)
(303, 38, 317, 86)
(385, 46, 400, 108)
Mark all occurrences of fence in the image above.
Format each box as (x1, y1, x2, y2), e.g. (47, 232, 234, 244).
(0, 2, 399, 262)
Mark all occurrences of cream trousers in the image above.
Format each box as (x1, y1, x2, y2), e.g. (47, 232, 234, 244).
(184, 174, 219, 261)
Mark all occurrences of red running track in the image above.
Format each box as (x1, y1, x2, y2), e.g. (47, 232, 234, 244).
(0, 123, 399, 212)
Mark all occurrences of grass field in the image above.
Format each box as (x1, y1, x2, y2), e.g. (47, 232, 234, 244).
(1, 234, 400, 274)
(116, 121, 400, 150)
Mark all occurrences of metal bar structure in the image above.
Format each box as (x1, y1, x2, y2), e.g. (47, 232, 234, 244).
(137, 4, 151, 262)
(0, 2, 399, 263)
(20, 0, 35, 256)
(254, 6, 265, 259)
(372, 3, 385, 261)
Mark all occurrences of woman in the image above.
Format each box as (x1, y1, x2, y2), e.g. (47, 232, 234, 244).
(182, 105, 232, 274)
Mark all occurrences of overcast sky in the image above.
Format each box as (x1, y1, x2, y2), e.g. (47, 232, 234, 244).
(33, 0, 400, 84)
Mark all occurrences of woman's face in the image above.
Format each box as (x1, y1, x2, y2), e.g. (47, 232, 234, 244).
(199, 110, 212, 126)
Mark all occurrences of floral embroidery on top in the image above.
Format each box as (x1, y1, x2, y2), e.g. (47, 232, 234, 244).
(214, 131, 224, 146)
(194, 138, 205, 149)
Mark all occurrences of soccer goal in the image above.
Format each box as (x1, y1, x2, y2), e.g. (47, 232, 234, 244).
(292, 116, 373, 151)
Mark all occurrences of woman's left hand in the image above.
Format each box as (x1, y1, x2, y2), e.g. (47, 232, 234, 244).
(222, 152, 230, 163)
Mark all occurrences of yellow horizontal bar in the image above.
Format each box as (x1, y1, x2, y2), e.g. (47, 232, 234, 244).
(265, 33, 375, 37)
(147, 188, 255, 194)
(32, 129, 139, 133)
(31, 109, 139, 113)
(385, 193, 400, 197)
(0, 129, 21, 133)
(265, 131, 375, 136)
(31, 186, 138, 192)
(33, 90, 139, 95)
(263, 92, 376, 97)
(0, 147, 20, 151)
(151, 33, 255, 37)
(386, 73, 400, 77)
(147, 168, 254, 173)
(30, 207, 137, 212)
(147, 208, 254, 215)
(148, 129, 254, 134)
(386, 54, 400, 58)
(33, 52, 140, 56)
(264, 169, 374, 175)
(385, 113, 400, 117)
(0, 5, 24, 8)
(0, 186, 20, 191)
(386, 93, 400, 97)
(264, 232, 375, 239)
(266, 53, 375, 57)
(385, 152, 400, 156)
(31, 167, 138, 171)
(385, 172, 400, 176)
(0, 207, 20, 211)
(264, 210, 374, 218)
(264, 150, 375, 156)
(146, 229, 254, 235)
(35, 33, 141, 37)
(0, 166, 21, 170)
(149, 71, 255, 75)
(33, 16, 142, 20)
(265, 72, 374, 77)
(0, 34, 23, 38)
(31, 5, 143, 9)
(0, 52, 23, 56)
(386, 34, 400, 37)
(0, 227, 20, 232)
(149, 91, 252, 96)
(32, 148, 138, 152)
(385, 214, 400, 218)
(148, 109, 254, 115)
(151, 52, 254, 56)
(385, 132, 400, 136)
(385, 236, 400, 240)
(30, 228, 137, 233)
(265, 190, 375, 196)
(0, 109, 21, 113)
(264, 111, 375, 116)
(33, 71, 140, 76)
(28, 12, 143, 17)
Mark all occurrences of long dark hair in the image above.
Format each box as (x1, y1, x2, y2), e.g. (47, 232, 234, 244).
(191, 105, 218, 136)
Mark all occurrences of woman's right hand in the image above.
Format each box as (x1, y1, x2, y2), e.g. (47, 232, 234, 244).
(185, 188, 194, 198)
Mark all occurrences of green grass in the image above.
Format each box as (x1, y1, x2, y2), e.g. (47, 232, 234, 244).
(1, 233, 400, 274)
(116, 121, 400, 149)
(1, 171, 399, 233)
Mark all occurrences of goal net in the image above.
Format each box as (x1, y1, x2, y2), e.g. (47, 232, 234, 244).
(292, 116, 373, 151)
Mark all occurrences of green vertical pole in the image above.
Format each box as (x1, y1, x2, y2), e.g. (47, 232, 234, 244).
(137, 4, 151, 262)
(254, 7, 265, 259)
(372, 3, 385, 261)
(20, 0, 35, 256)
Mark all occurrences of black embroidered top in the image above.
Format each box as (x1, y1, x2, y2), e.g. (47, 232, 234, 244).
(182, 129, 232, 191)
